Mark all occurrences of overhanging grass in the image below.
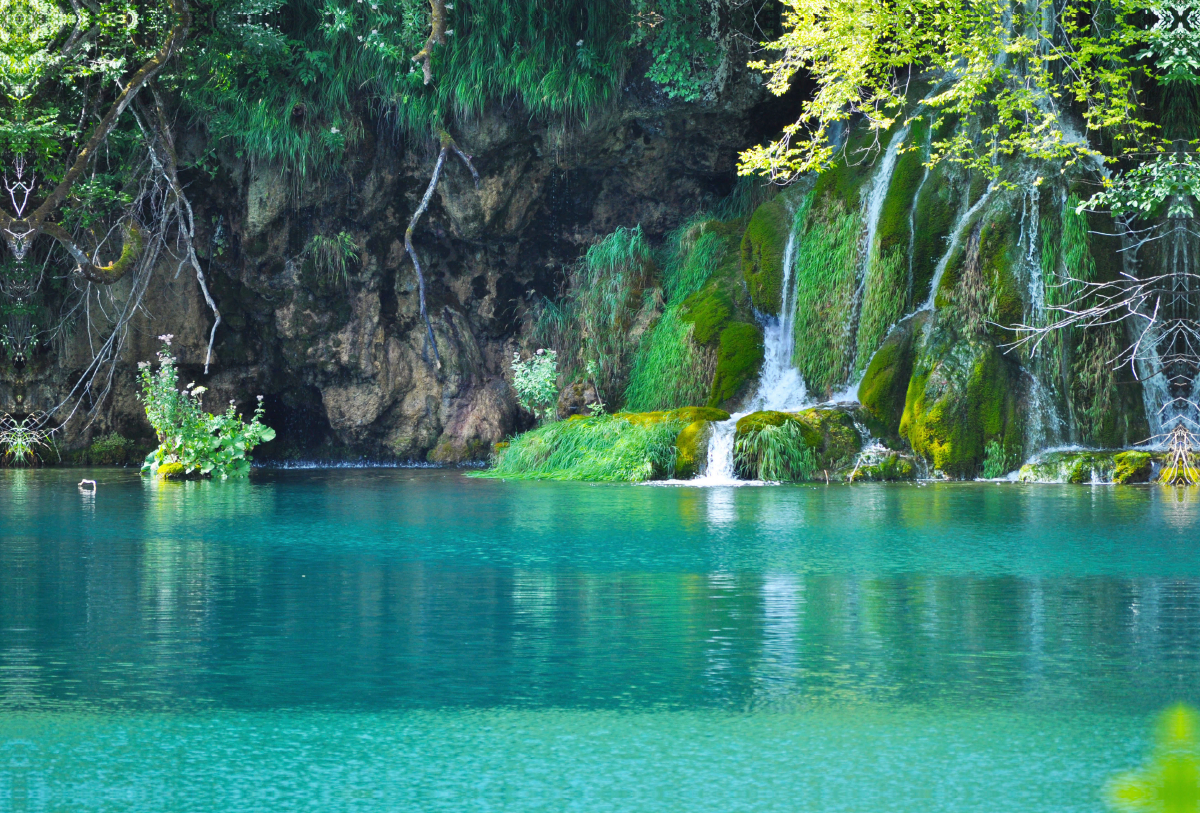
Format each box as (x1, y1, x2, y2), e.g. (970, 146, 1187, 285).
(623, 306, 713, 411)
(474, 414, 685, 481)
(734, 420, 817, 481)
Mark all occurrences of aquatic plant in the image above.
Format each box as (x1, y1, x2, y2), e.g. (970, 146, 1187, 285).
(511, 349, 560, 424)
(477, 412, 685, 482)
(0, 413, 57, 467)
(138, 337, 276, 479)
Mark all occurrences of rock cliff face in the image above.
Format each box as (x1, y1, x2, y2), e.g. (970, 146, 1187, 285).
(29, 72, 774, 462)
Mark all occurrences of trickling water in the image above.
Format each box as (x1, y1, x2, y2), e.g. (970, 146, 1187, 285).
(907, 117, 935, 302)
(921, 184, 996, 311)
(748, 217, 807, 413)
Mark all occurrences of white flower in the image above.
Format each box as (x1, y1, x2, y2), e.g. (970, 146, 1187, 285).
(331, 126, 340, 134)
(257, 395, 264, 401)
(158, 333, 173, 345)
(536, 348, 545, 355)
(191, 386, 208, 396)
(576, 39, 583, 46)
(137, 361, 149, 369)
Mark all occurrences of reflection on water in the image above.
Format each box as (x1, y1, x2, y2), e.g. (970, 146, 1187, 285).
(1, 470, 1199, 811)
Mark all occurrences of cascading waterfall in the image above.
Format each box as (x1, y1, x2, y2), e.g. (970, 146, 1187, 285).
(694, 211, 810, 484)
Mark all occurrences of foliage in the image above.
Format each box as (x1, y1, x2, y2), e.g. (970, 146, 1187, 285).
(178, 0, 630, 177)
(789, 195, 860, 398)
(629, 0, 722, 101)
(304, 231, 360, 286)
(624, 306, 713, 411)
(734, 419, 817, 481)
(138, 337, 276, 478)
(86, 433, 136, 465)
(476, 412, 685, 481)
(511, 349, 560, 423)
(0, 413, 56, 466)
(739, 0, 1159, 184)
(534, 225, 654, 405)
(1087, 153, 1200, 220)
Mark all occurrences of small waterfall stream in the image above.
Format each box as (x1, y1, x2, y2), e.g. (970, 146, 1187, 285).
(693, 214, 811, 484)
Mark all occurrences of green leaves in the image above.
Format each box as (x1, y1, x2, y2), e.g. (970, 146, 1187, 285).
(739, 0, 1156, 184)
(1087, 153, 1200, 218)
(138, 339, 276, 479)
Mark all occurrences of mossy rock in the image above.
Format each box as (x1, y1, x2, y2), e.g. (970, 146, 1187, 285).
(156, 462, 190, 480)
(976, 218, 1022, 342)
(910, 166, 955, 307)
(624, 407, 730, 427)
(1114, 451, 1153, 484)
(850, 452, 918, 482)
(709, 322, 764, 408)
(740, 199, 791, 315)
(858, 315, 924, 442)
(617, 408, 730, 479)
(681, 286, 734, 345)
(1018, 450, 1156, 484)
(735, 407, 862, 472)
(900, 339, 1022, 478)
(674, 421, 714, 479)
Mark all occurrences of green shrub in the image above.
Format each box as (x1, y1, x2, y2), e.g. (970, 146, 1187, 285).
(138, 336, 276, 479)
(87, 433, 135, 466)
(511, 349, 560, 423)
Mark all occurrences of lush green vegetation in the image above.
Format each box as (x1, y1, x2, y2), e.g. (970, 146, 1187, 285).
(139, 337, 276, 478)
(478, 412, 685, 481)
(534, 226, 655, 406)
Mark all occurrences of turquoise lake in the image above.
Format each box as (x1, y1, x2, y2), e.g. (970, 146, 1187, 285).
(2, 468, 1199, 811)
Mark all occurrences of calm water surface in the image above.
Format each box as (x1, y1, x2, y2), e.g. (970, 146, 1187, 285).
(2, 468, 1199, 811)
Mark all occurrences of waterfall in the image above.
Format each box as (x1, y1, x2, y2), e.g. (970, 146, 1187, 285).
(747, 216, 808, 413)
(907, 117, 934, 303)
(693, 210, 811, 483)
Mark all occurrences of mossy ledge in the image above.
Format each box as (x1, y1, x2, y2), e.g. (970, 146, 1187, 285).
(1017, 450, 1157, 484)
(733, 408, 864, 480)
(475, 408, 730, 482)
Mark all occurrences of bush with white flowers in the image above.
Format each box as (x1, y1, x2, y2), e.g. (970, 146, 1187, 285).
(138, 335, 275, 479)
(511, 349, 559, 424)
